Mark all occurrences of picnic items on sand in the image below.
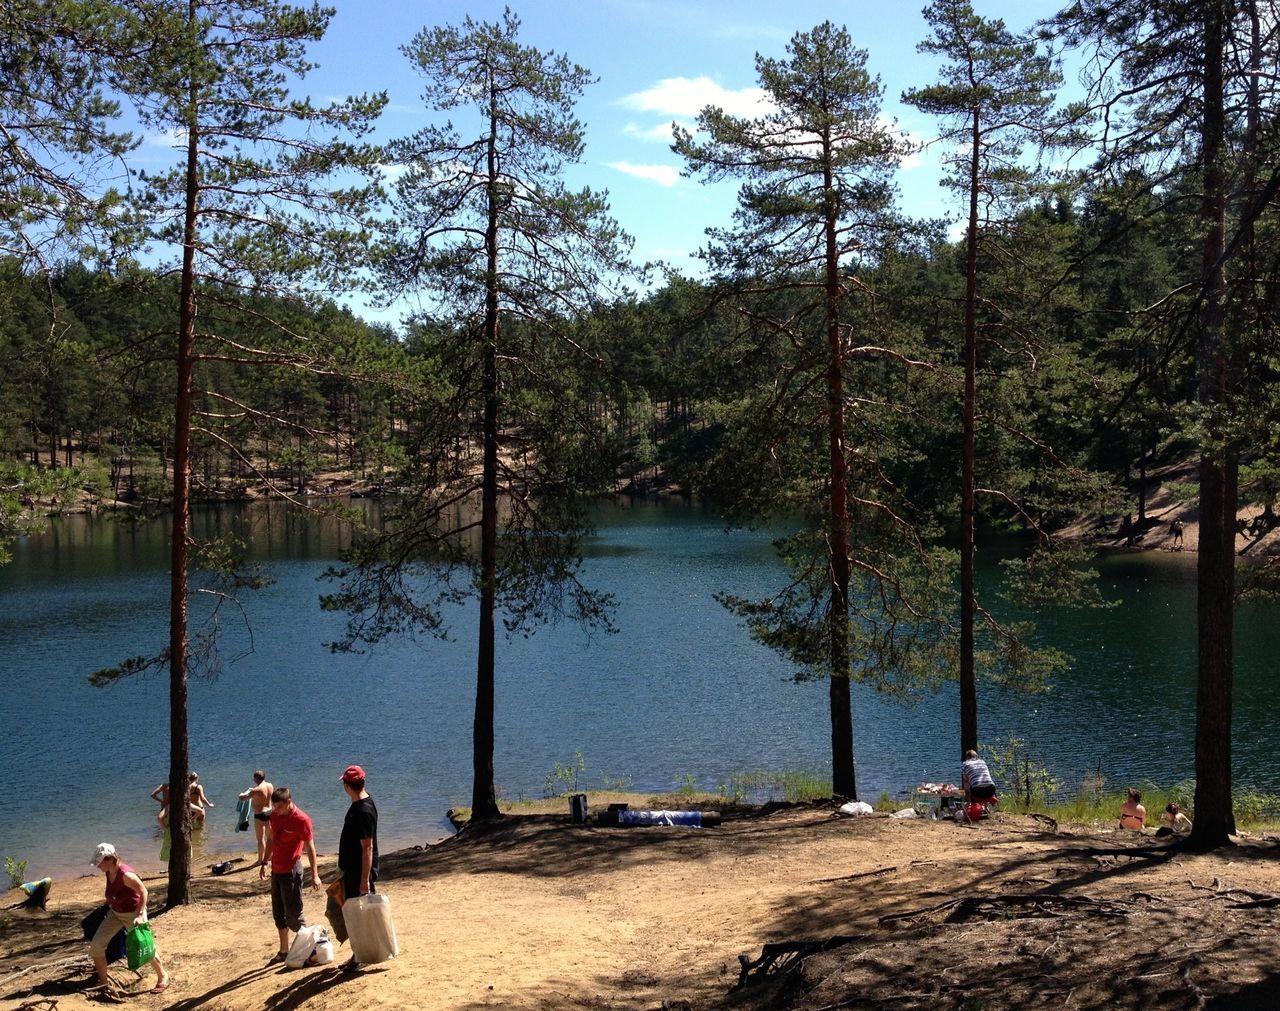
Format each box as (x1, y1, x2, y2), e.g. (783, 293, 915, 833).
(285, 924, 335, 968)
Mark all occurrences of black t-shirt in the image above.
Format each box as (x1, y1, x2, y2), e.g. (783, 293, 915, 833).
(338, 796, 379, 894)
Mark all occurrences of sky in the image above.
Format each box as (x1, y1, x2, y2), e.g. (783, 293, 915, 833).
(134, 0, 1067, 322)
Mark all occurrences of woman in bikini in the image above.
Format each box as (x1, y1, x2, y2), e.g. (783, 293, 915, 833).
(188, 771, 214, 826)
(1119, 787, 1146, 830)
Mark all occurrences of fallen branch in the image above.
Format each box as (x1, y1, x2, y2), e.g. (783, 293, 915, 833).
(0, 956, 88, 991)
(1180, 956, 1208, 1009)
(736, 936, 861, 989)
(881, 892, 1130, 927)
(811, 865, 899, 885)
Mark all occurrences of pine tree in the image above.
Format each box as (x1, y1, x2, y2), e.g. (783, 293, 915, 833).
(904, 0, 1067, 756)
(97, 0, 384, 904)
(675, 21, 954, 800)
(324, 8, 632, 821)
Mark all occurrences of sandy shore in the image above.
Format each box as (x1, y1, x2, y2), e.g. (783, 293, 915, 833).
(3, 805, 1280, 1011)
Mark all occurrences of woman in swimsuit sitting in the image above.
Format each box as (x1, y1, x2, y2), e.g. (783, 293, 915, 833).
(1119, 787, 1146, 831)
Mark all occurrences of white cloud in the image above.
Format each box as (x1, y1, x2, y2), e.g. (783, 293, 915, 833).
(622, 120, 696, 143)
(619, 76, 774, 119)
(145, 128, 187, 148)
(605, 161, 682, 187)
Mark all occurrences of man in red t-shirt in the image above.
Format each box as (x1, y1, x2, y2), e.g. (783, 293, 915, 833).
(258, 786, 321, 962)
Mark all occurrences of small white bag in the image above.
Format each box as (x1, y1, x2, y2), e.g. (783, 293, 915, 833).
(343, 893, 399, 965)
(285, 925, 330, 969)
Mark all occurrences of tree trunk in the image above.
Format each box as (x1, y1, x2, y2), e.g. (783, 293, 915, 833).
(166, 9, 200, 905)
(823, 129, 856, 800)
(470, 81, 502, 822)
(1189, 0, 1235, 850)
(959, 103, 981, 757)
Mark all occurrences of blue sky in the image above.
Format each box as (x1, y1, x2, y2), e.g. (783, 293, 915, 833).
(312, 3, 1063, 263)
(130, 1, 1065, 320)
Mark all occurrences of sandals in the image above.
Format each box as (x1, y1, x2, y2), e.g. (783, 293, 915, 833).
(267, 951, 288, 965)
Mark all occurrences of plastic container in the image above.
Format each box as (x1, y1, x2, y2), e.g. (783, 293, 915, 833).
(343, 893, 399, 965)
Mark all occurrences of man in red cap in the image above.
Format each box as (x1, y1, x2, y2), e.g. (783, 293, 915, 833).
(337, 764, 379, 972)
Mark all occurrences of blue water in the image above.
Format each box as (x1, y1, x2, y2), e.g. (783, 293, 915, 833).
(0, 500, 1277, 880)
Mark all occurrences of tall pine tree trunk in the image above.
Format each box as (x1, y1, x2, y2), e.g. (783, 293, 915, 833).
(823, 136, 855, 800)
(1190, 0, 1235, 850)
(960, 103, 981, 757)
(471, 80, 501, 822)
(166, 14, 199, 904)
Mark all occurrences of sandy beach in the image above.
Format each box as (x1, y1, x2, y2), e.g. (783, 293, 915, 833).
(3, 802, 1280, 1011)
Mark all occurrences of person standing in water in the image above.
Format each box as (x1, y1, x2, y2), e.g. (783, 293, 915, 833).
(239, 770, 274, 867)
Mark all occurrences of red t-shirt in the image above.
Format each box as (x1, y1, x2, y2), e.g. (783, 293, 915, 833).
(268, 806, 314, 873)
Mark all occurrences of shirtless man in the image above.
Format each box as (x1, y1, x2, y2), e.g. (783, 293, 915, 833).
(239, 770, 274, 867)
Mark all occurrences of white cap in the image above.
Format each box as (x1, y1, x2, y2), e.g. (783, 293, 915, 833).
(91, 842, 117, 866)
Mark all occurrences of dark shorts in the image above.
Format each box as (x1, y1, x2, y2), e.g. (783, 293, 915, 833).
(254, 811, 271, 822)
(270, 860, 305, 931)
(970, 784, 997, 801)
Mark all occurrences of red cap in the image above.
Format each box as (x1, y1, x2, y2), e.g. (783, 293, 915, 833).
(340, 765, 366, 783)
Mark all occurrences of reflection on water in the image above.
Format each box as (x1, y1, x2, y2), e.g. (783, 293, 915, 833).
(0, 498, 1277, 880)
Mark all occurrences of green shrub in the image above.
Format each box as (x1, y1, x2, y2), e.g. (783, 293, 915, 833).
(4, 857, 27, 890)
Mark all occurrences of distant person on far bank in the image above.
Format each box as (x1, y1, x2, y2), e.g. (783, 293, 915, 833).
(961, 750, 996, 804)
(239, 770, 274, 867)
(1119, 787, 1146, 830)
(337, 764, 379, 973)
(260, 786, 321, 964)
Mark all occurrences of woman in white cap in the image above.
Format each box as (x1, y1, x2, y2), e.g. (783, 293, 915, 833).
(89, 843, 170, 994)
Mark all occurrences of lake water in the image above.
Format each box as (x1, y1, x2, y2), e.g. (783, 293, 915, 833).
(1, 499, 1278, 881)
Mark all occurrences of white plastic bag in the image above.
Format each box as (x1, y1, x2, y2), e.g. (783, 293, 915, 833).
(311, 932, 335, 965)
(837, 801, 874, 816)
(344, 893, 399, 965)
(285, 925, 326, 969)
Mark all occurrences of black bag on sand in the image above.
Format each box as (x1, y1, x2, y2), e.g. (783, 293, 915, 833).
(80, 904, 127, 964)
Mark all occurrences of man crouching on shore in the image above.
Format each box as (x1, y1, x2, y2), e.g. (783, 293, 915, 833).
(259, 786, 321, 963)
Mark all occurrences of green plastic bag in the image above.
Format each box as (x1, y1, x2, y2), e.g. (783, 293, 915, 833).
(126, 921, 155, 970)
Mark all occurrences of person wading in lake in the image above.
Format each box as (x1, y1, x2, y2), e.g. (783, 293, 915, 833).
(88, 842, 169, 995)
(336, 764, 379, 973)
(259, 786, 320, 963)
(239, 769, 274, 867)
(188, 771, 214, 826)
(150, 782, 169, 826)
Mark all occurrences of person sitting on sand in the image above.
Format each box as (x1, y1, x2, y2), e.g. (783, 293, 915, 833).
(1119, 787, 1146, 830)
(88, 842, 169, 996)
(1160, 802, 1192, 836)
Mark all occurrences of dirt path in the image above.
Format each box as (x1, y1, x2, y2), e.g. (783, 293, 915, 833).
(3, 809, 1280, 1010)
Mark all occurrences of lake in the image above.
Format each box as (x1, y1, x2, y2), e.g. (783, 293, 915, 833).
(1, 498, 1277, 880)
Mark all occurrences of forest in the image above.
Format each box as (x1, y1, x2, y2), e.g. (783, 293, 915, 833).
(4, 0, 1280, 905)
